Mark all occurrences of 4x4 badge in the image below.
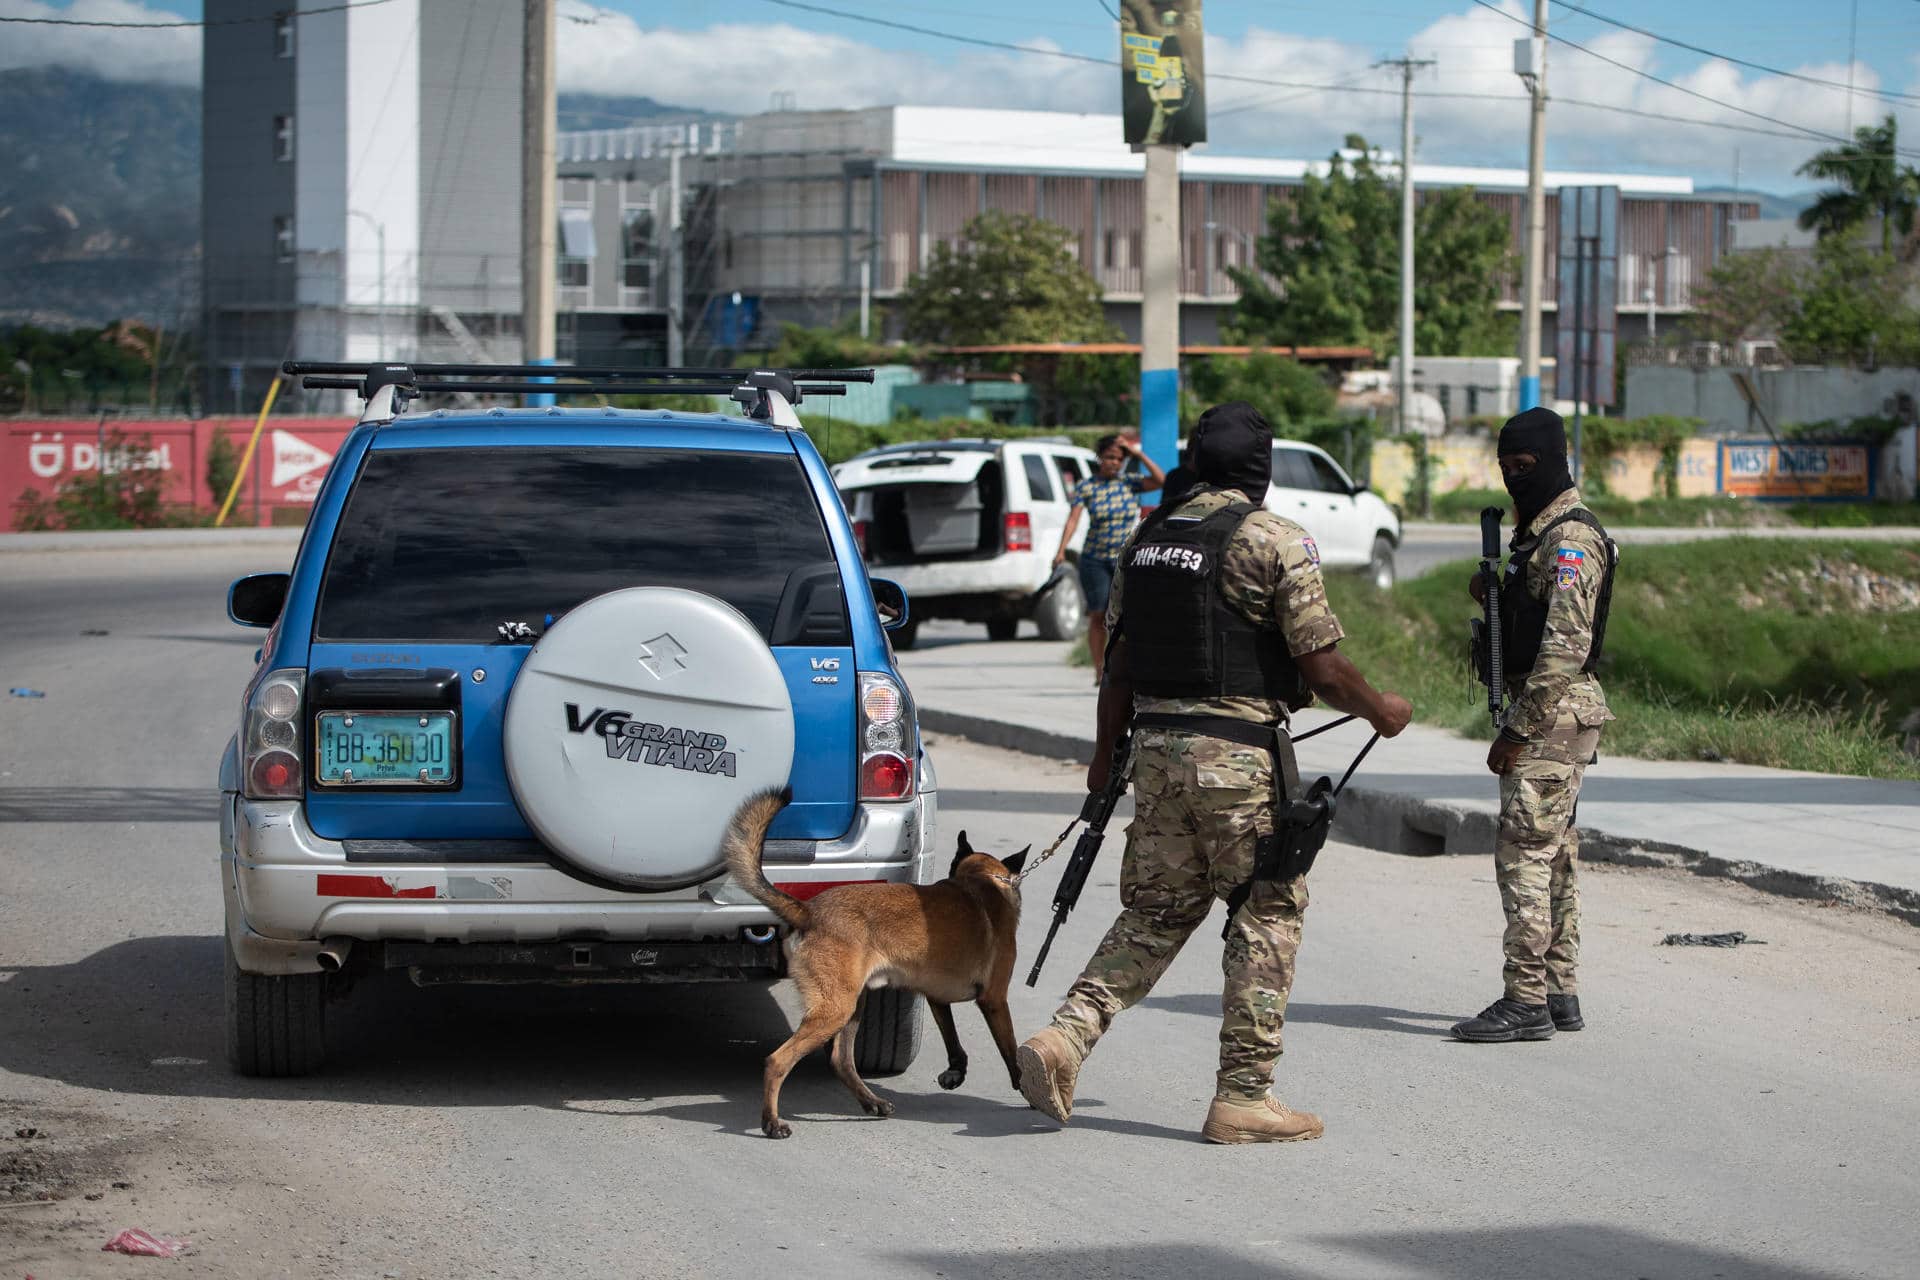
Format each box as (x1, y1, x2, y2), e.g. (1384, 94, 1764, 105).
(637, 633, 689, 680)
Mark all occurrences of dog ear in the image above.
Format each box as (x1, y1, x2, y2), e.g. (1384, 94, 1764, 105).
(999, 846, 1029, 877)
(956, 830, 973, 856)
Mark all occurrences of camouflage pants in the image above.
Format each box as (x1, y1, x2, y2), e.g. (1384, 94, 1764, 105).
(1050, 728, 1308, 1103)
(1496, 711, 1603, 1004)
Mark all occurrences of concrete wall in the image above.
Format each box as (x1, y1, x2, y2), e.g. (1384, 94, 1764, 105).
(1626, 365, 1920, 433)
(418, 0, 522, 317)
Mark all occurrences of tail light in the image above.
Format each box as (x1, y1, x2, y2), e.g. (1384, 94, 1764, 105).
(857, 671, 915, 802)
(853, 519, 869, 557)
(1004, 511, 1033, 552)
(243, 668, 306, 800)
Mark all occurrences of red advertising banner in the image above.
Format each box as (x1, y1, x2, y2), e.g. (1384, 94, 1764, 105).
(3, 417, 356, 528)
(1719, 440, 1875, 500)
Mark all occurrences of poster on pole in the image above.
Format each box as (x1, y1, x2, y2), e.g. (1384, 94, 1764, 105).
(1554, 185, 1619, 407)
(1121, 0, 1206, 146)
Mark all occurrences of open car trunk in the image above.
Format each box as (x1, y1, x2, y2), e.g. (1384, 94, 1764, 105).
(839, 449, 1006, 565)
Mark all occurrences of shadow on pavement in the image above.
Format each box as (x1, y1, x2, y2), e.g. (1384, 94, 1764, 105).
(1142, 992, 1456, 1037)
(893, 1230, 1850, 1280)
(0, 787, 220, 823)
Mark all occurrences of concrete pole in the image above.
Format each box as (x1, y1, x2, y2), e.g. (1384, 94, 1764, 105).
(859, 258, 872, 340)
(1140, 143, 1181, 486)
(521, 0, 556, 379)
(667, 147, 685, 367)
(1519, 0, 1548, 410)
(1379, 57, 1433, 434)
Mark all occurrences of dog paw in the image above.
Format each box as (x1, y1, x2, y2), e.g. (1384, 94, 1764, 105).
(763, 1120, 792, 1140)
(938, 1068, 966, 1091)
(863, 1097, 895, 1118)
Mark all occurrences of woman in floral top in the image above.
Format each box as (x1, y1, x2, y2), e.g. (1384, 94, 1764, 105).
(1053, 433, 1164, 684)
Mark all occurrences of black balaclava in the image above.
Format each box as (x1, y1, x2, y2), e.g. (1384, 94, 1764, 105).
(1497, 406, 1575, 530)
(1186, 401, 1274, 502)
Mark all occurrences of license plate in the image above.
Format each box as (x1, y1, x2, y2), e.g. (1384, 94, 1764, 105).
(315, 711, 457, 786)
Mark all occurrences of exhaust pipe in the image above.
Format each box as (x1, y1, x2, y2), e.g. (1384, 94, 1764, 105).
(315, 937, 353, 972)
(741, 924, 778, 945)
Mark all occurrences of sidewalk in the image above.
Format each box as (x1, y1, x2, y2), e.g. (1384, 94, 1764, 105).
(897, 629, 1920, 923)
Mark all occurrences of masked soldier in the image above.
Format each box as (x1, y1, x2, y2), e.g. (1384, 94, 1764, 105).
(1453, 407, 1617, 1044)
(1017, 402, 1411, 1143)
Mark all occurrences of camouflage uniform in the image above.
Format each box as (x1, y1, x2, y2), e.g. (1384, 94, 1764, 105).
(1048, 489, 1343, 1102)
(1496, 487, 1613, 1004)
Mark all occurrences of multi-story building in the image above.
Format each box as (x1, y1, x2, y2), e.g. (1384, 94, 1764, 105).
(201, 0, 523, 410)
(551, 105, 1756, 363)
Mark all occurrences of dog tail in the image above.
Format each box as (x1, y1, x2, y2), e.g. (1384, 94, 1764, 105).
(722, 787, 809, 932)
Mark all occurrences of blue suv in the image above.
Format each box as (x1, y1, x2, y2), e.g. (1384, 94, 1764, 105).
(219, 363, 935, 1077)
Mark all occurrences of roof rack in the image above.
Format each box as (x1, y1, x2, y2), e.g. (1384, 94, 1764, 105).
(281, 361, 876, 428)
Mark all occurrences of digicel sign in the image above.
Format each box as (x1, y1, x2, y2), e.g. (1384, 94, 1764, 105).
(2, 418, 356, 526)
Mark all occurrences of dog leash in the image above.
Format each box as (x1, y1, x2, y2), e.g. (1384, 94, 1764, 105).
(1013, 714, 1364, 888)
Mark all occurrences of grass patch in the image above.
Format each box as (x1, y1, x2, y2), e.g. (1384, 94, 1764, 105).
(1427, 488, 1920, 529)
(1325, 539, 1920, 779)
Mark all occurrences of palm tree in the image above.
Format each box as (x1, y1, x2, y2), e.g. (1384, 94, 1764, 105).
(1796, 114, 1920, 256)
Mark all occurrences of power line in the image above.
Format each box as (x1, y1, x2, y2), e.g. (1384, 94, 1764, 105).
(1470, 0, 1920, 157)
(1549, 0, 1920, 106)
(0, 0, 392, 28)
(762, 0, 1913, 160)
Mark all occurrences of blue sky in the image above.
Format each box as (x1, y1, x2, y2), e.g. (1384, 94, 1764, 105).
(6, 0, 1917, 191)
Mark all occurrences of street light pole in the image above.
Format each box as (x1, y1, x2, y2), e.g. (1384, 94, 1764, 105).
(347, 209, 386, 358)
(1516, 0, 1548, 410)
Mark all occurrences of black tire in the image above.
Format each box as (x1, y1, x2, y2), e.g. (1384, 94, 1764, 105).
(225, 938, 328, 1078)
(985, 616, 1019, 642)
(1032, 574, 1086, 642)
(1367, 534, 1397, 591)
(853, 986, 923, 1077)
(889, 618, 920, 651)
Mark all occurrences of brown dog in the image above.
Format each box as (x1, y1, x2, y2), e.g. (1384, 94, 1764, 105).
(722, 789, 1028, 1139)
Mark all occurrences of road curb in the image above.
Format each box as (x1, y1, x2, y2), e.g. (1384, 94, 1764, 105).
(0, 528, 305, 552)
(921, 708, 1920, 927)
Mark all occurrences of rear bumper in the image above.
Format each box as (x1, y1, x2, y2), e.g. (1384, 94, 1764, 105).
(221, 788, 938, 974)
(868, 553, 1048, 603)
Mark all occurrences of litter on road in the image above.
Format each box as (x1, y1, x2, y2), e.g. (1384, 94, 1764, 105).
(101, 1228, 191, 1257)
(1662, 931, 1766, 947)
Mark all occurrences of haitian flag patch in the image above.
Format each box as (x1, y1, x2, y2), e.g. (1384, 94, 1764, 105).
(1300, 536, 1321, 566)
(1555, 545, 1586, 590)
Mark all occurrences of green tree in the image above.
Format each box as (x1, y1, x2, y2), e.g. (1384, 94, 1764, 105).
(749, 316, 901, 369)
(1780, 236, 1920, 365)
(1796, 114, 1920, 256)
(899, 211, 1113, 346)
(1224, 135, 1514, 356)
(1187, 351, 1337, 423)
(1690, 245, 1802, 348)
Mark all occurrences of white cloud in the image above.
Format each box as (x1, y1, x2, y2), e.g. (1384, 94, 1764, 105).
(0, 0, 199, 86)
(555, 2, 1918, 191)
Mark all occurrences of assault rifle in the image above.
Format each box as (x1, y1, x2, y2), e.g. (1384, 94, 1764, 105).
(1469, 506, 1505, 725)
(1025, 731, 1133, 988)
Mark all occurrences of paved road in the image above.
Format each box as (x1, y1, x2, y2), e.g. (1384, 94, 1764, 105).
(1392, 519, 1920, 582)
(3, 546, 1917, 1279)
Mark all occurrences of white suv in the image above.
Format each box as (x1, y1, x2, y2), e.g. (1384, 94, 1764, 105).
(1267, 440, 1401, 589)
(833, 438, 1101, 646)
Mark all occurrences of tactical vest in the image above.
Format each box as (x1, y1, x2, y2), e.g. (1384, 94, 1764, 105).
(1500, 507, 1617, 681)
(1120, 497, 1309, 705)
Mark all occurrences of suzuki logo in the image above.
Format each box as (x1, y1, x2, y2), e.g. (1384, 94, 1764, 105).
(637, 633, 689, 680)
(269, 429, 334, 488)
(809, 657, 840, 671)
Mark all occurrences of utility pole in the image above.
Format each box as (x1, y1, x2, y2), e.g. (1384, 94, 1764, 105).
(666, 147, 684, 367)
(1379, 55, 1433, 436)
(1140, 142, 1181, 476)
(522, 0, 556, 391)
(1516, 0, 1547, 411)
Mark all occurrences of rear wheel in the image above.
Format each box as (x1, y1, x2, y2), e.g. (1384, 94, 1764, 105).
(985, 616, 1019, 642)
(225, 939, 327, 1078)
(1032, 573, 1086, 642)
(854, 986, 923, 1077)
(1368, 534, 1397, 591)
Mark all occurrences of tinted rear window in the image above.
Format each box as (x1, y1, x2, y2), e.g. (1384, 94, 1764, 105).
(315, 446, 842, 642)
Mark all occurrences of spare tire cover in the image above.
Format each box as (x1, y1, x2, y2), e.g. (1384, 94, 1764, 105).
(503, 587, 795, 890)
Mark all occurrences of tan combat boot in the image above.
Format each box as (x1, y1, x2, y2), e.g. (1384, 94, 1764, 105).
(1201, 1096, 1325, 1144)
(1016, 1026, 1083, 1124)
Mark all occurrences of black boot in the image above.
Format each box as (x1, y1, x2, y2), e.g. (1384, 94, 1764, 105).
(1547, 994, 1584, 1031)
(1451, 998, 1555, 1043)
